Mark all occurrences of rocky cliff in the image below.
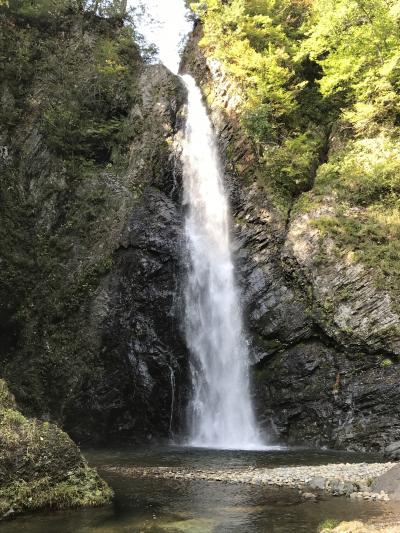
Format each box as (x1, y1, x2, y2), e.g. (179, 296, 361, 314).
(2, 0, 400, 469)
(181, 22, 400, 453)
(0, 3, 188, 447)
(61, 64, 189, 444)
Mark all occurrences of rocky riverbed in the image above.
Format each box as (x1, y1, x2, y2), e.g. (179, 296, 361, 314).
(104, 462, 396, 500)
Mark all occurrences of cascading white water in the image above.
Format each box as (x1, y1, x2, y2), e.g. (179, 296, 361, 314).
(182, 76, 262, 449)
(132, 0, 263, 449)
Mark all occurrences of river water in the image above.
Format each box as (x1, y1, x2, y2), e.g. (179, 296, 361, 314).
(2, 447, 398, 533)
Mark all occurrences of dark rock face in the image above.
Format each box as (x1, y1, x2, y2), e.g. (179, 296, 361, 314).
(254, 338, 400, 450)
(1, 60, 189, 445)
(68, 187, 188, 443)
(235, 182, 400, 450)
(183, 27, 400, 453)
(234, 183, 313, 364)
(384, 442, 400, 460)
(62, 65, 190, 444)
(284, 207, 400, 358)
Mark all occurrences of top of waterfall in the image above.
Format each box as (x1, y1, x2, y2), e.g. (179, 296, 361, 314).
(129, 0, 193, 75)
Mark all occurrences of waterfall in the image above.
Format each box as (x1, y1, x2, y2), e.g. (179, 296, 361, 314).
(132, 0, 263, 450)
(182, 76, 262, 449)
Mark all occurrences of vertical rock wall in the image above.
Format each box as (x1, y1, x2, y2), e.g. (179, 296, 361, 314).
(181, 24, 400, 453)
(1, 60, 190, 444)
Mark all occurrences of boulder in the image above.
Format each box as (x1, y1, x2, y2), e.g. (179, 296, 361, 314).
(0, 379, 112, 520)
(371, 465, 400, 500)
(384, 442, 400, 460)
(308, 476, 327, 490)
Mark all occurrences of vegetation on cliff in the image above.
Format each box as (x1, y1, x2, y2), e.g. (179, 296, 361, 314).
(190, 0, 333, 207)
(191, 0, 400, 304)
(1, 0, 187, 446)
(0, 379, 112, 519)
(0, 0, 143, 429)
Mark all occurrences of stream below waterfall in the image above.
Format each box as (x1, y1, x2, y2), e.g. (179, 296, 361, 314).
(2, 447, 399, 532)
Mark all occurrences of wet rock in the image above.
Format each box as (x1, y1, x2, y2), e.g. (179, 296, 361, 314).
(384, 442, 400, 460)
(235, 184, 313, 364)
(301, 492, 317, 501)
(81, 186, 189, 442)
(61, 65, 189, 444)
(0, 379, 112, 520)
(106, 461, 394, 498)
(285, 204, 400, 357)
(328, 479, 356, 496)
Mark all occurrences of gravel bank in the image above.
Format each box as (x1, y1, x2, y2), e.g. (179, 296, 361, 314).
(104, 462, 395, 498)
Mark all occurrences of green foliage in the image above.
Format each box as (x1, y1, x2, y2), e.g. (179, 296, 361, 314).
(318, 519, 340, 532)
(192, 0, 333, 211)
(0, 0, 141, 418)
(5, 0, 128, 20)
(259, 129, 324, 207)
(303, 0, 400, 136)
(0, 381, 16, 411)
(0, 471, 111, 517)
(1, 0, 141, 163)
(317, 136, 400, 205)
(196, 1, 400, 299)
(304, 135, 400, 301)
(192, 0, 310, 133)
(307, 135, 400, 301)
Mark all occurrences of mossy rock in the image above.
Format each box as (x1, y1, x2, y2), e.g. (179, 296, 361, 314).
(0, 379, 112, 520)
(0, 381, 16, 411)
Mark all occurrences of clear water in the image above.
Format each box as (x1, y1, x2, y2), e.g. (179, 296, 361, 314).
(2, 447, 397, 533)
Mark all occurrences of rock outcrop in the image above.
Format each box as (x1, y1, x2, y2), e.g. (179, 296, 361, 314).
(0, 379, 112, 520)
(371, 465, 400, 501)
(60, 65, 189, 444)
(181, 23, 400, 452)
(1, 5, 189, 446)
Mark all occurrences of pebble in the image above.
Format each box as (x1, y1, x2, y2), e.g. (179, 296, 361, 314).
(301, 492, 318, 501)
(105, 462, 395, 499)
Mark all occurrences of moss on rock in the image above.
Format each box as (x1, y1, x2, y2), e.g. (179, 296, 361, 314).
(0, 379, 112, 520)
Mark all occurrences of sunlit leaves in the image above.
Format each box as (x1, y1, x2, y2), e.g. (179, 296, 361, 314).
(303, 0, 400, 134)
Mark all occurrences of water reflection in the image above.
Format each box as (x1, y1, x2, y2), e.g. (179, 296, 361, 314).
(86, 445, 385, 470)
(0, 447, 396, 533)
